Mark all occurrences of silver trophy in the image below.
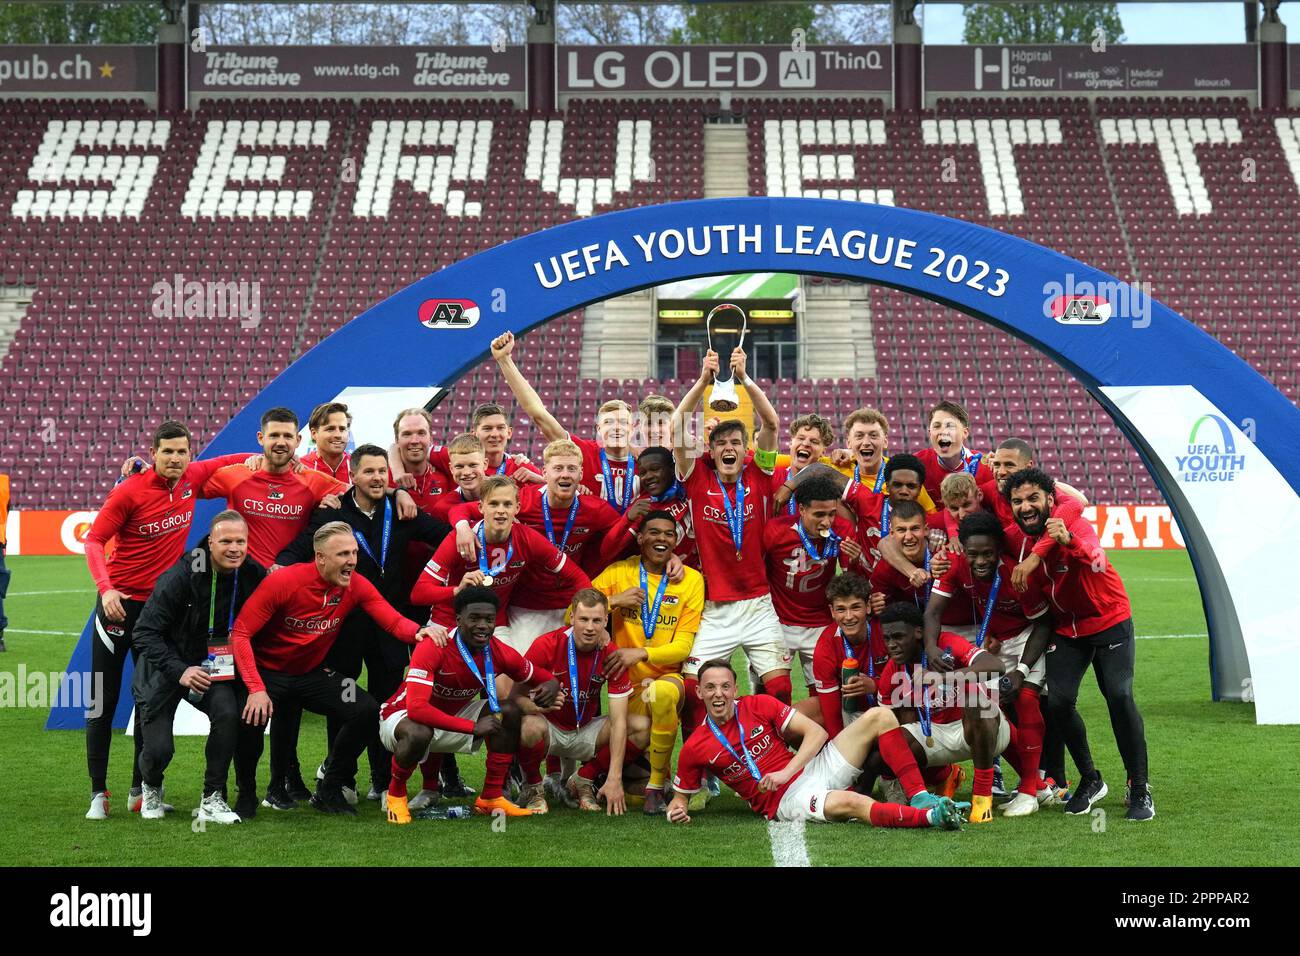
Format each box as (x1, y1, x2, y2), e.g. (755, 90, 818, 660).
(705, 302, 748, 413)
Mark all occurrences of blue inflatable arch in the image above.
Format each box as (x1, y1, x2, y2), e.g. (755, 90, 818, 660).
(51, 197, 1300, 727)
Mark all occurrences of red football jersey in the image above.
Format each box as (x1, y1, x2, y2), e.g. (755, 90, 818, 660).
(811, 622, 889, 737)
(203, 466, 346, 567)
(978, 478, 1087, 561)
(762, 515, 856, 627)
(85, 454, 245, 599)
(450, 485, 623, 605)
(300, 449, 350, 484)
(231, 562, 418, 693)
(913, 447, 995, 509)
(412, 521, 589, 627)
(876, 631, 984, 726)
(429, 446, 539, 483)
(392, 462, 452, 517)
(525, 626, 633, 731)
(869, 556, 929, 609)
(932, 552, 1048, 642)
(380, 631, 544, 729)
(681, 459, 775, 602)
(841, 482, 888, 573)
(672, 694, 799, 820)
(569, 434, 638, 512)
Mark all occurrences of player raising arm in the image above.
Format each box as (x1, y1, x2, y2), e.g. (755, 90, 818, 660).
(666, 660, 967, 829)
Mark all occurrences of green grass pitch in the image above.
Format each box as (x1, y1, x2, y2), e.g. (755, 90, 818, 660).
(1, 552, 1297, 867)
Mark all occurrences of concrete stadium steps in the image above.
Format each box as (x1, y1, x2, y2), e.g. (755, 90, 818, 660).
(703, 125, 749, 198)
(801, 281, 875, 381)
(579, 289, 653, 381)
(0, 284, 33, 364)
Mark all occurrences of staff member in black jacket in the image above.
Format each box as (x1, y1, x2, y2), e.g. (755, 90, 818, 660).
(133, 510, 268, 824)
(275, 443, 453, 805)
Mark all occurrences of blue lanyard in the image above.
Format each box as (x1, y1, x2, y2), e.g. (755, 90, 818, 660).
(852, 459, 887, 493)
(880, 498, 891, 536)
(565, 628, 600, 726)
(639, 560, 670, 640)
(707, 711, 762, 782)
(795, 520, 841, 562)
(974, 573, 1002, 648)
(208, 570, 238, 644)
(650, 481, 682, 503)
(600, 449, 634, 513)
(963, 450, 983, 476)
(540, 493, 579, 551)
(916, 651, 934, 744)
(455, 633, 499, 713)
(915, 548, 932, 608)
(476, 523, 514, 581)
(494, 458, 508, 476)
(352, 496, 391, 576)
(714, 472, 746, 558)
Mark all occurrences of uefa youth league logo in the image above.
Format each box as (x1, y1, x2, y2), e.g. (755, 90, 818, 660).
(1175, 414, 1245, 484)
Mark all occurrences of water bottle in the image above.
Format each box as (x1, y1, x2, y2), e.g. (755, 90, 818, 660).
(840, 656, 862, 714)
(414, 803, 472, 820)
(187, 656, 215, 705)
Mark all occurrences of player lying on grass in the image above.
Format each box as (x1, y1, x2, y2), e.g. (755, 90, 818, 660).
(667, 659, 968, 829)
(865, 602, 1041, 825)
(516, 590, 651, 815)
(380, 586, 561, 823)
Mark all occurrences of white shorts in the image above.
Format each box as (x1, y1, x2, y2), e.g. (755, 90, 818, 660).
(685, 593, 790, 678)
(945, 624, 977, 641)
(776, 739, 861, 823)
(506, 606, 566, 653)
(546, 715, 607, 761)
(490, 623, 521, 654)
(379, 699, 487, 761)
(901, 709, 1011, 766)
(992, 624, 1046, 686)
(779, 623, 824, 683)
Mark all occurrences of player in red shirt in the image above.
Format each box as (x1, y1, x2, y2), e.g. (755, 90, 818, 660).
(595, 446, 697, 569)
(925, 512, 1057, 818)
(868, 499, 952, 614)
(420, 433, 487, 526)
(913, 400, 996, 507)
(771, 413, 835, 511)
(492, 330, 638, 511)
(1004, 468, 1153, 821)
(667, 660, 967, 829)
(201, 407, 350, 568)
(379, 585, 561, 823)
(449, 438, 624, 649)
(412, 475, 591, 648)
(763, 475, 861, 692)
(82, 419, 250, 820)
(232, 522, 441, 814)
(300, 401, 352, 483)
(812, 573, 889, 739)
(633, 393, 676, 457)
(387, 407, 452, 514)
(672, 347, 792, 733)
(516, 590, 648, 814)
(869, 602, 1023, 826)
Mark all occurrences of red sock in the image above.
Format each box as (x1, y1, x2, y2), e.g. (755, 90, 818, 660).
(869, 802, 932, 828)
(1012, 688, 1045, 795)
(681, 678, 704, 738)
(579, 738, 644, 781)
(482, 752, 513, 800)
(418, 753, 442, 792)
(763, 673, 792, 705)
(545, 756, 562, 777)
(973, 766, 994, 798)
(878, 727, 927, 799)
(921, 763, 952, 787)
(388, 756, 415, 800)
(520, 739, 546, 785)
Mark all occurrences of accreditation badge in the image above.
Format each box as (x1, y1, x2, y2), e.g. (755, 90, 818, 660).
(207, 642, 236, 681)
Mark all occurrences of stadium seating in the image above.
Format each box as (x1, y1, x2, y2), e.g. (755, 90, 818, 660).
(0, 93, 1294, 509)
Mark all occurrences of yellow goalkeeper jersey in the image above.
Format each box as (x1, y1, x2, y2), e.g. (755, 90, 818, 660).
(592, 557, 704, 687)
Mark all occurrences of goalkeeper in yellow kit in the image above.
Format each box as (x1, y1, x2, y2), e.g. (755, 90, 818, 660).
(593, 509, 704, 816)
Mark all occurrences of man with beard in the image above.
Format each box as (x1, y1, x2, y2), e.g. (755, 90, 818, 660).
(301, 402, 352, 483)
(1003, 468, 1153, 821)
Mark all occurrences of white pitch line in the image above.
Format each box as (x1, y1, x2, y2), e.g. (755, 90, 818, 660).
(1136, 633, 1207, 640)
(767, 819, 811, 867)
(7, 589, 95, 596)
(2, 628, 82, 636)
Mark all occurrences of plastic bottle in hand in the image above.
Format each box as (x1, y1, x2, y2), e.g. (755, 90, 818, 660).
(187, 656, 215, 705)
(841, 656, 861, 714)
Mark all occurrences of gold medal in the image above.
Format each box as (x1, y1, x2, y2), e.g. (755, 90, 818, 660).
(482, 574, 494, 587)
(736, 550, 743, 561)
(925, 735, 934, 748)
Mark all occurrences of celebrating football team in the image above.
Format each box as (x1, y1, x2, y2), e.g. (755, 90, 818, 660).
(80, 334, 1154, 832)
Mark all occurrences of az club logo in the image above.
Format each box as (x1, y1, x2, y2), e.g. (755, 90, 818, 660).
(419, 298, 480, 329)
(1049, 296, 1112, 325)
(267, 489, 284, 500)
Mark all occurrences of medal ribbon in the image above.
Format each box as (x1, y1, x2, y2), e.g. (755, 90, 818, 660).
(208, 569, 238, 646)
(714, 472, 746, 557)
(541, 493, 580, 551)
(795, 521, 841, 562)
(706, 712, 762, 782)
(476, 523, 514, 579)
(455, 632, 500, 713)
(565, 628, 602, 726)
(974, 573, 1002, 649)
(639, 561, 670, 642)
(352, 496, 391, 576)
(600, 449, 635, 514)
